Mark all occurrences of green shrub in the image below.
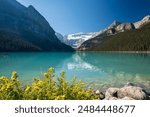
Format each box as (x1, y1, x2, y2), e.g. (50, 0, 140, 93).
(0, 68, 99, 100)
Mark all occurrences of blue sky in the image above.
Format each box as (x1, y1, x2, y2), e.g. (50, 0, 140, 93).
(17, 0, 150, 35)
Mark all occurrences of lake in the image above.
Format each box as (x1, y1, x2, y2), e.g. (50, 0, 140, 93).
(0, 52, 150, 91)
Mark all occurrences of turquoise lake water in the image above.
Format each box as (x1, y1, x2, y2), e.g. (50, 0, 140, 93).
(0, 52, 150, 90)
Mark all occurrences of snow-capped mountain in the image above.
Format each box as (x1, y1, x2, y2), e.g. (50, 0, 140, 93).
(134, 15, 150, 28)
(64, 32, 98, 48)
(56, 32, 97, 48)
(66, 32, 97, 41)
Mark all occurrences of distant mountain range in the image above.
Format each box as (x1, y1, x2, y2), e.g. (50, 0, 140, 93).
(57, 15, 150, 51)
(56, 32, 97, 48)
(0, 0, 74, 52)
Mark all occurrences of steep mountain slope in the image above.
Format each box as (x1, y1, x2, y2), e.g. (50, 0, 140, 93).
(0, 29, 41, 52)
(78, 21, 135, 50)
(0, 0, 74, 52)
(88, 22, 150, 51)
(78, 16, 150, 51)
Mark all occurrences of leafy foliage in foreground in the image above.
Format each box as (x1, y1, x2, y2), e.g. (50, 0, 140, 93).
(0, 68, 99, 100)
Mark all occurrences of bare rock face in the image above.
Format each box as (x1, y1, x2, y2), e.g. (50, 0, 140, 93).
(107, 20, 121, 30)
(116, 23, 135, 32)
(117, 86, 147, 100)
(134, 15, 150, 29)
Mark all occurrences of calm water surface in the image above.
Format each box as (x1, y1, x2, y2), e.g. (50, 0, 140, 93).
(0, 52, 150, 90)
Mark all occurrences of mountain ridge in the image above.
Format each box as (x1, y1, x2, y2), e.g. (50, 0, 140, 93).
(78, 15, 150, 51)
(0, 0, 74, 52)
(60, 16, 149, 50)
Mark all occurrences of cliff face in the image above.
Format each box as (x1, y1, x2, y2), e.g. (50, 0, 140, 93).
(0, 0, 74, 51)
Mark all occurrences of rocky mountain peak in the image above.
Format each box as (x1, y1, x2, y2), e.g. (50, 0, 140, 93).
(28, 5, 36, 11)
(27, 5, 40, 15)
(0, 0, 74, 51)
(134, 15, 150, 29)
(26, 4, 55, 38)
(142, 15, 150, 22)
(116, 23, 135, 32)
(113, 20, 121, 26)
(108, 20, 121, 29)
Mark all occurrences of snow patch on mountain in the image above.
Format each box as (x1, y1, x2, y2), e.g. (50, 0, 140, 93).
(134, 15, 150, 28)
(56, 32, 97, 48)
(66, 32, 97, 41)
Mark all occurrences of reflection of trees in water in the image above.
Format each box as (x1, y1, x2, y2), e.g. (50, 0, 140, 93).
(78, 52, 150, 76)
(77, 52, 150, 90)
(0, 52, 74, 80)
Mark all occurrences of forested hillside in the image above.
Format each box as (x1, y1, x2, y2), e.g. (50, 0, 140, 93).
(88, 23, 150, 51)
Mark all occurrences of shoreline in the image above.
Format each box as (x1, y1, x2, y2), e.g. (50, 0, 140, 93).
(94, 82, 150, 100)
(0, 51, 150, 54)
(77, 51, 150, 54)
